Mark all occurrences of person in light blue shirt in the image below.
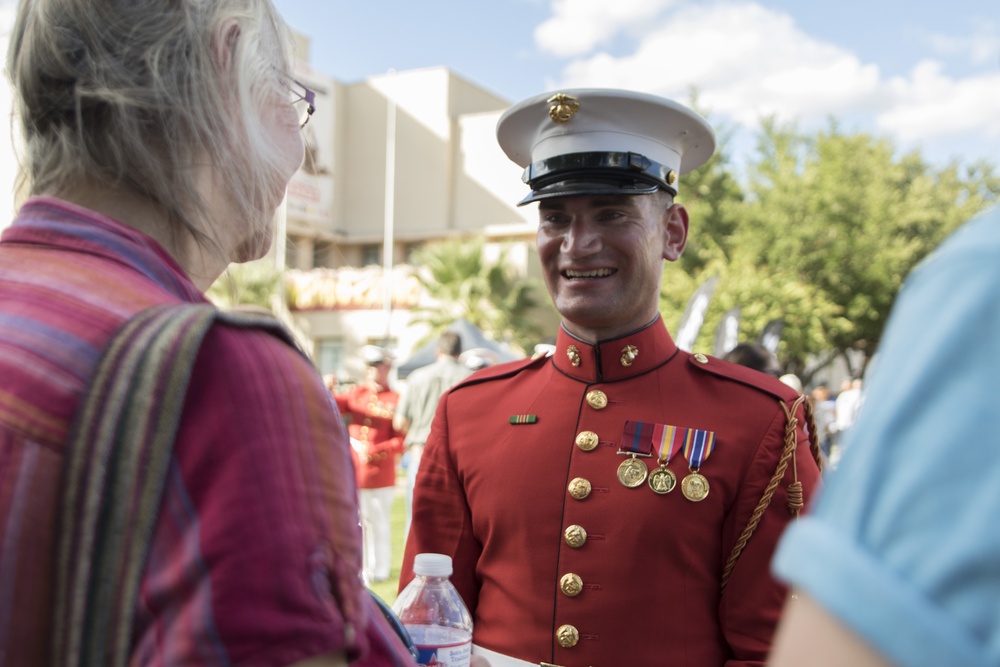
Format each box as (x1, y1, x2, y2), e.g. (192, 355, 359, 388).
(769, 208, 1000, 667)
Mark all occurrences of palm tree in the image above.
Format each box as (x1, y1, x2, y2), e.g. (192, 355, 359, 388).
(408, 236, 546, 354)
(206, 260, 315, 356)
(207, 260, 282, 311)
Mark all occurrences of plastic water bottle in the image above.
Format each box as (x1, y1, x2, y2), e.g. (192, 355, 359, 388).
(392, 553, 473, 667)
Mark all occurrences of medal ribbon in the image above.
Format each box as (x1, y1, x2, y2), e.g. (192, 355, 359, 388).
(651, 423, 686, 464)
(681, 428, 717, 470)
(620, 420, 655, 456)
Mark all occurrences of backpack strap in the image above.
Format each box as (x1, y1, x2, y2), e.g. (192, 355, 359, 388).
(51, 303, 294, 667)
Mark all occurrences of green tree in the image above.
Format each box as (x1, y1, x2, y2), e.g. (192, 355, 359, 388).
(660, 115, 754, 342)
(408, 236, 548, 354)
(674, 105, 746, 275)
(741, 119, 998, 375)
(207, 260, 282, 311)
(661, 118, 999, 380)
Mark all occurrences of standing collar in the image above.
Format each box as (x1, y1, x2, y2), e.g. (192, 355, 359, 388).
(553, 316, 679, 383)
(5, 196, 205, 302)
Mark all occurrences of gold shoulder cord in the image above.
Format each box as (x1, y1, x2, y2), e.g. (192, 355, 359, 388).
(720, 394, 820, 591)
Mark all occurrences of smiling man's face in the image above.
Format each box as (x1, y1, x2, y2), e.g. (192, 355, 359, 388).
(536, 191, 688, 342)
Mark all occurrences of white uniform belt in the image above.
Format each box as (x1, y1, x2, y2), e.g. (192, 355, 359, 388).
(472, 644, 538, 667)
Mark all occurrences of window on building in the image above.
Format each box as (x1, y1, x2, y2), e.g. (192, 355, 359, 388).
(313, 240, 335, 268)
(317, 338, 345, 380)
(361, 243, 382, 267)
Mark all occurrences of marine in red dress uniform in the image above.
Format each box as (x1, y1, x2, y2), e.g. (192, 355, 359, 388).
(334, 346, 404, 490)
(335, 380, 403, 488)
(401, 89, 822, 667)
(335, 346, 405, 583)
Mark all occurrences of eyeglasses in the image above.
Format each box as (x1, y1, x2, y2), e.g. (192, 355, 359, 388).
(287, 78, 316, 128)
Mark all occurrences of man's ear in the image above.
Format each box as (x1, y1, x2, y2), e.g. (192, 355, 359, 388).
(662, 203, 689, 262)
(213, 18, 241, 73)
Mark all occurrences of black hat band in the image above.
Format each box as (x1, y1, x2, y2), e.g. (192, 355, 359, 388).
(522, 151, 676, 193)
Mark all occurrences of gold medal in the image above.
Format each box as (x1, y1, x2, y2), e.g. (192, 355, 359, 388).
(648, 466, 676, 495)
(617, 456, 648, 488)
(681, 471, 710, 501)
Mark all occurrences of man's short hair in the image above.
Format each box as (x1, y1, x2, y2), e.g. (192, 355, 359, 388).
(437, 331, 462, 358)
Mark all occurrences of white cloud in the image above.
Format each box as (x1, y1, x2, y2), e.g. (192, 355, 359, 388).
(927, 23, 999, 66)
(548, 3, 884, 125)
(537, 0, 1000, 164)
(879, 60, 1000, 142)
(534, 0, 680, 58)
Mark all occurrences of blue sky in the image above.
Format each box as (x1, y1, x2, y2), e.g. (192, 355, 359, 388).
(272, 0, 1000, 172)
(1, 1, 995, 172)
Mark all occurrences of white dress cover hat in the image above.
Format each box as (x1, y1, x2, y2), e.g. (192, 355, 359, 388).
(496, 88, 716, 205)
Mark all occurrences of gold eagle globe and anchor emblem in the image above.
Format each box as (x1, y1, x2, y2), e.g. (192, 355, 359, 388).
(547, 93, 580, 124)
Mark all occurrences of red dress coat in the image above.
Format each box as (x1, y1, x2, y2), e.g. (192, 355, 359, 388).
(401, 317, 821, 667)
(335, 385, 404, 489)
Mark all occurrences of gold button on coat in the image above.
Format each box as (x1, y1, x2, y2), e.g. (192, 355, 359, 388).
(560, 573, 583, 597)
(585, 390, 608, 410)
(564, 524, 587, 548)
(557, 624, 580, 648)
(575, 431, 599, 451)
(568, 477, 592, 500)
(693, 353, 709, 363)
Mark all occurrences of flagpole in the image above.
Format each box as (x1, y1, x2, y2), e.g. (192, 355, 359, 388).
(382, 69, 396, 343)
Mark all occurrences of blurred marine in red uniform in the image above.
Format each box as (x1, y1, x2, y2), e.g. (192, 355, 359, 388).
(400, 89, 823, 667)
(335, 345, 405, 584)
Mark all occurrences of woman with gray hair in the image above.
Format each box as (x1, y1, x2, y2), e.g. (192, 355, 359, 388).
(0, 1, 414, 665)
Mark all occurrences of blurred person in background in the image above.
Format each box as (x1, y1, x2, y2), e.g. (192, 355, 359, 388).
(723, 342, 784, 378)
(831, 377, 863, 450)
(809, 384, 836, 460)
(335, 345, 405, 584)
(394, 331, 472, 537)
(779, 373, 804, 395)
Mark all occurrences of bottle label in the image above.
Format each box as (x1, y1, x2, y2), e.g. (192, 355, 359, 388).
(414, 639, 471, 667)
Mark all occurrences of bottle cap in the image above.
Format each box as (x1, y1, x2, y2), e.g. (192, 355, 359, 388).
(413, 553, 453, 577)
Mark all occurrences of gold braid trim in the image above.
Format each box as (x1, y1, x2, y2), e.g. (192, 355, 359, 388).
(802, 397, 824, 473)
(720, 394, 807, 592)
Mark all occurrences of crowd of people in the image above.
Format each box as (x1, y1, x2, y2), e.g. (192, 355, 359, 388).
(721, 343, 865, 469)
(0, 1, 996, 666)
(809, 377, 864, 464)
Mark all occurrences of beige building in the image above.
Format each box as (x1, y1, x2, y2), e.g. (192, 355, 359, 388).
(283, 41, 549, 381)
(0, 32, 550, 382)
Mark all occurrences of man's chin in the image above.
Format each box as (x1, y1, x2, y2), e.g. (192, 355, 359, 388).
(557, 306, 614, 335)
